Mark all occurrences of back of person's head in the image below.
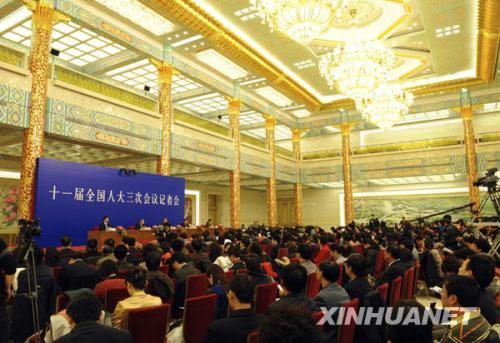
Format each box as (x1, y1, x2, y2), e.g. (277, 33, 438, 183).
(297, 244, 313, 261)
(127, 237, 136, 247)
(345, 253, 367, 277)
(318, 261, 340, 283)
(102, 245, 113, 256)
(319, 235, 329, 245)
(114, 244, 128, 261)
(66, 292, 102, 324)
(246, 253, 262, 274)
(442, 256, 461, 275)
(248, 242, 262, 257)
(282, 264, 307, 294)
(209, 243, 223, 262)
(99, 260, 118, 279)
(387, 300, 432, 343)
(192, 239, 204, 252)
(125, 267, 147, 290)
(142, 243, 157, 258)
(171, 238, 185, 252)
(259, 305, 323, 343)
(463, 253, 495, 288)
(475, 238, 491, 253)
(228, 246, 241, 258)
(44, 246, 60, 264)
(386, 244, 401, 260)
(60, 235, 72, 247)
(170, 251, 188, 265)
(229, 274, 254, 304)
(145, 251, 161, 272)
(86, 239, 98, 251)
(104, 238, 115, 248)
(443, 275, 480, 307)
(241, 236, 251, 248)
(160, 241, 171, 254)
(0, 238, 6, 254)
(208, 263, 229, 290)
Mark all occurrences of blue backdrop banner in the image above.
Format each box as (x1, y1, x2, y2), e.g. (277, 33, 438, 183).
(34, 158, 185, 246)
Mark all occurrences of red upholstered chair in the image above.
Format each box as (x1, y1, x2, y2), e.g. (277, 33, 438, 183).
(403, 267, 415, 299)
(128, 304, 170, 343)
(413, 263, 420, 298)
(338, 298, 360, 343)
(104, 287, 129, 313)
(312, 311, 324, 332)
(52, 266, 63, 283)
(306, 272, 320, 298)
(55, 294, 69, 312)
(337, 262, 344, 286)
(261, 244, 272, 256)
(186, 274, 208, 299)
(225, 270, 234, 280)
(183, 294, 217, 343)
(390, 276, 403, 306)
(289, 257, 300, 264)
(254, 282, 278, 314)
(247, 331, 258, 343)
(278, 248, 288, 259)
(236, 269, 248, 274)
(377, 283, 389, 303)
(159, 265, 169, 274)
(353, 245, 364, 254)
(374, 250, 386, 278)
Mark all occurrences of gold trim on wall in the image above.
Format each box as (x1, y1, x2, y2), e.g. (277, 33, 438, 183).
(476, 0, 500, 81)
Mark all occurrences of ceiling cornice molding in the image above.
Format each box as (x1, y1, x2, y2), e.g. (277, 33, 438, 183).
(145, 0, 322, 110)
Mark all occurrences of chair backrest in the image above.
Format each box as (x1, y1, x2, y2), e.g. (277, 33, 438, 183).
(236, 268, 248, 274)
(278, 248, 288, 259)
(338, 298, 360, 343)
(159, 265, 169, 274)
(186, 274, 208, 299)
(404, 267, 415, 299)
(353, 245, 364, 254)
(374, 250, 386, 278)
(128, 304, 170, 343)
(55, 294, 69, 312)
(337, 262, 344, 286)
(377, 283, 389, 303)
(183, 294, 217, 343)
(306, 273, 320, 298)
(261, 244, 272, 256)
(289, 257, 300, 264)
(52, 266, 63, 283)
(225, 270, 234, 280)
(104, 287, 130, 313)
(390, 276, 403, 306)
(254, 282, 278, 314)
(412, 263, 420, 298)
(247, 331, 258, 343)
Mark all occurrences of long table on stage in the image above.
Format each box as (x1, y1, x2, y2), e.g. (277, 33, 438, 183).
(88, 227, 223, 246)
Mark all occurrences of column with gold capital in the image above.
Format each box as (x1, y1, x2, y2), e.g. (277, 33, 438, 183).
(460, 89, 480, 213)
(228, 97, 241, 228)
(265, 116, 277, 227)
(292, 129, 303, 226)
(151, 59, 175, 176)
(18, 0, 69, 219)
(340, 120, 354, 226)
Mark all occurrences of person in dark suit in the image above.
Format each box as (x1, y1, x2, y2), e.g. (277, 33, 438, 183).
(204, 274, 263, 343)
(269, 264, 316, 312)
(344, 253, 373, 301)
(246, 253, 272, 290)
(375, 245, 405, 288)
(190, 239, 211, 273)
(170, 252, 201, 317)
(58, 254, 102, 291)
(54, 292, 132, 343)
(57, 235, 77, 263)
(98, 216, 112, 231)
(228, 247, 246, 272)
(11, 244, 58, 343)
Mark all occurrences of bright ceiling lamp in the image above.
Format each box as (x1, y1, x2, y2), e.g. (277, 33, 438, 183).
(319, 38, 395, 105)
(250, 0, 341, 45)
(360, 84, 414, 129)
(94, 0, 175, 36)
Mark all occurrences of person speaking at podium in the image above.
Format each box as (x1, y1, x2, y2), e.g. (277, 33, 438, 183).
(98, 216, 114, 231)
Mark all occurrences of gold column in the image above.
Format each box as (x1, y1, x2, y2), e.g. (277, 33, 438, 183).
(292, 129, 303, 226)
(460, 91, 480, 213)
(341, 123, 354, 225)
(228, 98, 241, 228)
(18, 1, 67, 219)
(152, 60, 174, 176)
(265, 116, 277, 227)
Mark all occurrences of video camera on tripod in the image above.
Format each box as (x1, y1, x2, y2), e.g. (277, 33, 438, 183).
(472, 168, 500, 221)
(473, 168, 499, 191)
(17, 219, 42, 265)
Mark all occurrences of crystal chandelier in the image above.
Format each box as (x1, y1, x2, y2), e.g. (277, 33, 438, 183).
(319, 38, 395, 104)
(250, 0, 341, 45)
(360, 84, 414, 129)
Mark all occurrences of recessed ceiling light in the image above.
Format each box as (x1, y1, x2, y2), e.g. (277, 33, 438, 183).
(255, 86, 293, 107)
(196, 49, 247, 79)
(94, 0, 175, 36)
(171, 34, 203, 48)
(0, 6, 31, 34)
(292, 109, 311, 118)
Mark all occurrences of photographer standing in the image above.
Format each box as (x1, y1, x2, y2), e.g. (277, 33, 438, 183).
(0, 238, 16, 343)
